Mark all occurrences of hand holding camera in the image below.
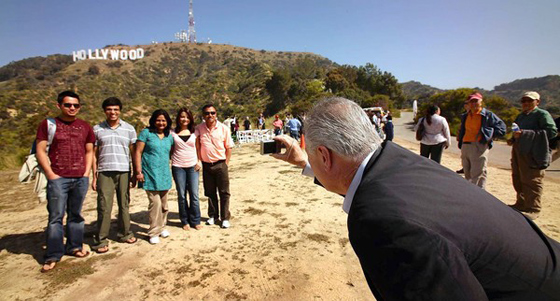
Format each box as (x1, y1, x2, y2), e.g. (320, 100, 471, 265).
(266, 135, 307, 168)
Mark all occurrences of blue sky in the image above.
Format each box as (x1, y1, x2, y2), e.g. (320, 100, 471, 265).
(1, 0, 559, 90)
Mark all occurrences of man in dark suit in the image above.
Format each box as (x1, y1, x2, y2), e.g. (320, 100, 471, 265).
(272, 97, 560, 300)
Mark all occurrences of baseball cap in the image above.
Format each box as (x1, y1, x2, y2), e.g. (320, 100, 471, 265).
(522, 91, 540, 100)
(467, 92, 483, 102)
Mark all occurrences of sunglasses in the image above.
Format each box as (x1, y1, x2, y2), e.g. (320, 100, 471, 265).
(63, 103, 81, 108)
(203, 111, 217, 116)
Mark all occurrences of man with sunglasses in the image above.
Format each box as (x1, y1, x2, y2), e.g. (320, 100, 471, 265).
(509, 91, 557, 220)
(35, 90, 95, 272)
(195, 104, 233, 228)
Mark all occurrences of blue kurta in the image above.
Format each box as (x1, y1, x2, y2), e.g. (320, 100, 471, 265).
(137, 128, 174, 191)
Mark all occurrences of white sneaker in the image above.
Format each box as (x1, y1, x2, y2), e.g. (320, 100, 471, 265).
(206, 218, 215, 225)
(221, 220, 230, 228)
(160, 230, 170, 238)
(149, 236, 160, 244)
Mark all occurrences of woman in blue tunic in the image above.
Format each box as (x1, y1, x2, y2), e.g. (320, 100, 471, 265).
(134, 110, 174, 244)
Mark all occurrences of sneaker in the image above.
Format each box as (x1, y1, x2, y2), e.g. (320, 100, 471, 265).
(160, 230, 170, 238)
(206, 218, 215, 225)
(149, 236, 160, 244)
(221, 220, 230, 228)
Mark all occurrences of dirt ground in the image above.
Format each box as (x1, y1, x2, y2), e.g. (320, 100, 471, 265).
(0, 138, 558, 300)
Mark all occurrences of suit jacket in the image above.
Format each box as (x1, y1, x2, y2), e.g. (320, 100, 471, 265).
(347, 141, 560, 300)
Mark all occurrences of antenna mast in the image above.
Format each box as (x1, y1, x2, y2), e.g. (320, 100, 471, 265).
(188, 0, 196, 43)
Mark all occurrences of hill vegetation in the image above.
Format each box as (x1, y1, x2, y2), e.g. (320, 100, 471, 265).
(0, 43, 404, 169)
(402, 76, 560, 118)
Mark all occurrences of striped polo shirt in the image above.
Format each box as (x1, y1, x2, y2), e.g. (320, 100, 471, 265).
(94, 119, 137, 172)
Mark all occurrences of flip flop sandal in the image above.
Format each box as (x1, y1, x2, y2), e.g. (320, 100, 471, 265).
(124, 237, 137, 244)
(95, 246, 109, 254)
(71, 249, 90, 258)
(40, 261, 56, 273)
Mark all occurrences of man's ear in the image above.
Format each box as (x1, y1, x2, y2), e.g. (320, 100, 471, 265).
(317, 145, 332, 171)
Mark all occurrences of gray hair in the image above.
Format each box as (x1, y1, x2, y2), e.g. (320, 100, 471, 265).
(305, 97, 383, 162)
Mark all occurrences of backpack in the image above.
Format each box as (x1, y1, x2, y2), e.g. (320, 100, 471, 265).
(20, 118, 56, 183)
(30, 118, 56, 154)
(415, 118, 425, 141)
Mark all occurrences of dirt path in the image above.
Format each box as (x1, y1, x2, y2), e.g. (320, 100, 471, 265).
(0, 139, 558, 300)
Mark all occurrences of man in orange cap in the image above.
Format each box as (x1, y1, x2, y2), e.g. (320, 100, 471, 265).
(457, 92, 506, 189)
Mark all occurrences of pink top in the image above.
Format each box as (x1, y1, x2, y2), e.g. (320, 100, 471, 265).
(171, 131, 198, 168)
(195, 121, 232, 163)
(273, 119, 283, 129)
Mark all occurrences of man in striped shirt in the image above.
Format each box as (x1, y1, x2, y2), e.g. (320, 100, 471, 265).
(91, 97, 138, 253)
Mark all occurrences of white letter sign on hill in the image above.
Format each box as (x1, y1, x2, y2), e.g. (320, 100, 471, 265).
(72, 48, 145, 62)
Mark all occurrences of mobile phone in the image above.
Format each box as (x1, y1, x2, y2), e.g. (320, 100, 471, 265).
(261, 140, 281, 155)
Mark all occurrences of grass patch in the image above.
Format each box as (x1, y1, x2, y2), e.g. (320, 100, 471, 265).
(243, 207, 265, 215)
(188, 280, 201, 287)
(230, 268, 249, 275)
(43, 253, 119, 291)
(278, 170, 298, 175)
(175, 264, 195, 274)
(307, 233, 330, 243)
(225, 291, 248, 300)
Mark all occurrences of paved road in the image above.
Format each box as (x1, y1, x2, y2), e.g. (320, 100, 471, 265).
(393, 111, 560, 180)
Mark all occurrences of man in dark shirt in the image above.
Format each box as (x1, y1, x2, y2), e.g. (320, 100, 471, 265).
(36, 91, 95, 272)
(509, 91, 558, 220)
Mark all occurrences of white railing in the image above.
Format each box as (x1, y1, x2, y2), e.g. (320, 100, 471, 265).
(236, 129, 274, 144)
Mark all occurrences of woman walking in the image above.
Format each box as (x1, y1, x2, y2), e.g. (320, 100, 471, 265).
(171, 108, 202, 231)
(135, 110, 174, 244)
(416, 105, 451, 164)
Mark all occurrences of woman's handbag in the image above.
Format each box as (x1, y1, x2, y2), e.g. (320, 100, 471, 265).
(416, 118, 425, 141)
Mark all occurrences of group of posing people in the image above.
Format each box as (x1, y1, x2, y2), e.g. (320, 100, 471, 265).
(415, 91, 558, 220)
(36, 91, 233, 273)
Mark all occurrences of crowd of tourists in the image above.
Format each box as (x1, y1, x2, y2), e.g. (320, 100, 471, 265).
(32, 89, 558, 287)
(415, 91, 558, 221)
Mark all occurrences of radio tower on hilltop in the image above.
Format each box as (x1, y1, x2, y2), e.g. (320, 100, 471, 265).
(187, 0, 196, 43)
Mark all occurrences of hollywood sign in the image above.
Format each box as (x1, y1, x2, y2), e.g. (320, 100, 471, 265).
(72, 48, 145, 62)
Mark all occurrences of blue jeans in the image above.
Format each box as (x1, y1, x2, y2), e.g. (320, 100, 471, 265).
(172, 166, 201, 226)
(45, 177, 89, 262)
(290, 130, 300, 141)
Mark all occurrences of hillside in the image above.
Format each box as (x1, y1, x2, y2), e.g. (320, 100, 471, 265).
(493, 75, 560, 115)
(401, 76, 560, 116)
(0, 43, 407, 169)
(399, 80, 443, 101)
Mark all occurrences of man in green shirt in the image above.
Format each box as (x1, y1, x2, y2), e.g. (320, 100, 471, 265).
(509, 91, 558, 220)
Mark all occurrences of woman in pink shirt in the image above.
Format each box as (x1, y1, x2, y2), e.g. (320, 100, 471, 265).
(171, 108, 202, 230)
